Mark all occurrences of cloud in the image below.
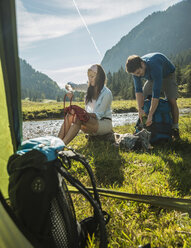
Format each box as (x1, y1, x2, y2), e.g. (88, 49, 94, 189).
(16, 0, 181, 49)
(41, 64, 92, 88)
(16, 0, 82, 49)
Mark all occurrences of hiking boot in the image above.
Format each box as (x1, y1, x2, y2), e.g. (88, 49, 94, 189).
(172, 128, 180, 139)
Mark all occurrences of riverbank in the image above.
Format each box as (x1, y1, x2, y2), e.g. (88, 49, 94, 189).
(22, 112, 139, 141)
(23, 108, 191, 141)
(22, 101, 137, 121)
(22, 98, 191, 121)
(22, 107, 137, 121)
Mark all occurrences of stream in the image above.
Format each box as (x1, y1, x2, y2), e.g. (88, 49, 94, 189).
(22, 108, 191, 141)
(23, 112, 138, 141)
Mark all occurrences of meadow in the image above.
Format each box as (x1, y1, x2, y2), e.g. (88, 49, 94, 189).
(22, 98, 190, 121)
(69, 115, 191, 248)
(22, 98, 191, 247)
(21, 99, 137, 120)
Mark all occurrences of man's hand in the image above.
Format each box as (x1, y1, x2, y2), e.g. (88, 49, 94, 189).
(146, 113, 153, 126)
(138, 108, 146, 123)
(146, 98, 159, 126)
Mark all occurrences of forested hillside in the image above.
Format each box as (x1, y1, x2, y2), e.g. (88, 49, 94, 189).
(101, 0, 191, 74)
(20, 59, 85, 101)
(20, 59, 64, 101)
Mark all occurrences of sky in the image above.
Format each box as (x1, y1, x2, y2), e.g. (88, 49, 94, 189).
(15, 0, 182, 88)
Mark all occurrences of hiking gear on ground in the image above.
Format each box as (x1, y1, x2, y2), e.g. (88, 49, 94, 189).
(7, 136, 109, 248)
(135, 98, 172, 144)
(115, 129, 152, 151)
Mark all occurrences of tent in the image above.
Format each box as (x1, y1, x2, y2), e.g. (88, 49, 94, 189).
(0, 0, 34, 247)
(0, 1, 191, 247)
(0, 0, 22, 197)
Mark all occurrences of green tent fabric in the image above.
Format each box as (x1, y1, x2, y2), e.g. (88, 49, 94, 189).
(0, 192, 33, 248)
(0, 0, 22, 197)
(0, 61, 14, 197)
(0, 0, 34, 247)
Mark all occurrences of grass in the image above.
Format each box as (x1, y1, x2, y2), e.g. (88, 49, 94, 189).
(21, 98, 191, 247)
(22, 98, 191, 121)
(66, 114, 191, 248)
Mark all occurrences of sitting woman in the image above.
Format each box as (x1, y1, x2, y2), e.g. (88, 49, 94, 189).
(58, 64, 113, 145)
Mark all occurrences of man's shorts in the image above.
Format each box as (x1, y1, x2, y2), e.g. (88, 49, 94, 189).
(143, 72, 178, 99)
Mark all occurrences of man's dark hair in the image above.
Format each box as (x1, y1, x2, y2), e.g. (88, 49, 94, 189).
(126, 55, 143, 73)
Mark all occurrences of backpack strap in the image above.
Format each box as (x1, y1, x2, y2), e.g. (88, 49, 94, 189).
(58, 148, 101, 208)
(56, 165, 108, 248)
(57, 148, 109, 248)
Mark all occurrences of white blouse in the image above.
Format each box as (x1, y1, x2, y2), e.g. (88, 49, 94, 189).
(86, 99, 96, 113)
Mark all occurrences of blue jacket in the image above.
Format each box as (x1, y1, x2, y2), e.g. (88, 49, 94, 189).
(133, 53, 175, 98)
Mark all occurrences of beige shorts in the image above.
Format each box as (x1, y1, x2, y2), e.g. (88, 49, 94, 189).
(143, 72, 178, 99)
(94, 119, 112, 135)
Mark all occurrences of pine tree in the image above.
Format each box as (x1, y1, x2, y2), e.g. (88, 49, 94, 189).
(186, 71, 191, 96)
(175, 64, 182, 85)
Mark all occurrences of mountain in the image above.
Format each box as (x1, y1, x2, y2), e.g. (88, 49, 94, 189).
(20, 59, 64, 100)
(101, 0, 191, 73)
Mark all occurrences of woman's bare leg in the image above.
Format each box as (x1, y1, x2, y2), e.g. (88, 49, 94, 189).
(58, 111, 76, 139)
(63, 116, 99, 145)
(58, 117, 68, 140)
(63, 118, 81, 145)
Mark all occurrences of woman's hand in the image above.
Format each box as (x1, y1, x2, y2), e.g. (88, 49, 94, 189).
(66, 92, 73, 100)
(88, 113, 97, 119)
(65, 83, 73, 92)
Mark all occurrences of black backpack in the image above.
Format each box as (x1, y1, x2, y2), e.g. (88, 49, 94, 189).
(7, 136, 109, 248)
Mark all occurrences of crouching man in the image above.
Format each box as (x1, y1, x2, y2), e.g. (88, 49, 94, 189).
(125, 52, 179, 138)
